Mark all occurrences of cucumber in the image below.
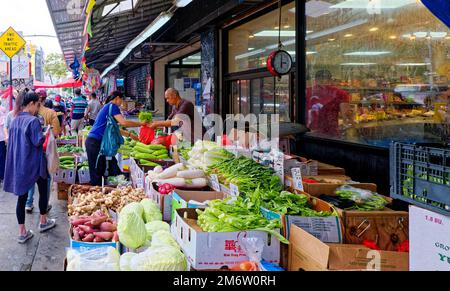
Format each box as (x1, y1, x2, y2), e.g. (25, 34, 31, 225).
(153, 149, 168, 156)
(59, 156, 75, 162)
(135, 153, 158, 160)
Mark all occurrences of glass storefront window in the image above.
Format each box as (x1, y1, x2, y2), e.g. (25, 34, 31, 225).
(306, 0, 450, 147)
(228, 2, 296, 73)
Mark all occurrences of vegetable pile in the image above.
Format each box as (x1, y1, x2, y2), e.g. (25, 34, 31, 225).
(148, 163, 208, 190)
(187, 140, 234, 170)
(78, 161, 89, 170)
(208, 156, 283, 194)
(59, 156, 76, 170)
(57, 145, 84, 154)
(247, 188, 335, 217)
(70, 210, 118, 243)
(118, 138, 136, 159)
(131, 142, 170, 160)
(68, 185, 146, 216)
(58, 135, 77, 141)
(138, 111, 153, 123)
(196, 197, 288, 244)
(335, 185, 389, 211)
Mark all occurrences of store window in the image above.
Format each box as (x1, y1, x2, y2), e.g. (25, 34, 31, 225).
(227, 2, 295, 123)
(228, 2, 296, 73)
(305, 0, 450, 147)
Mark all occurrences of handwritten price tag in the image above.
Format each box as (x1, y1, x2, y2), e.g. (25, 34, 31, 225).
(291, 168, 304, 192)
(273, 151, 284, 183)
(210, 174, 221, 192)
(229, 183, 240, 197)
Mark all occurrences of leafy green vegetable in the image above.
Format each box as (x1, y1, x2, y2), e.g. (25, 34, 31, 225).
(139, 112, 153, 123)
(151, 230, 180, 249)
(140, 199, 162, 223)
(117, 212, 147, 249)
(335, 185, 388, 211)
(129, 246, 187, 271)
(145, 221, 170, 241)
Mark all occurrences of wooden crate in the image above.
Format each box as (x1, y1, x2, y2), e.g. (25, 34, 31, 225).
(57, 182, 72, 201)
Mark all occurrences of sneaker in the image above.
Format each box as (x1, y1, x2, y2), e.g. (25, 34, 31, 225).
(25, 205, 34, 213)
(18, 230, 34, 244)
(39, 219, 56, 233)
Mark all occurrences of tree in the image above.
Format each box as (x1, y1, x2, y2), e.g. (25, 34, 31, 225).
(44, 53, 68, 84)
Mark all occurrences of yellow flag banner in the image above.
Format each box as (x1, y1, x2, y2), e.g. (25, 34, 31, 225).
(86, 0, 96, 14)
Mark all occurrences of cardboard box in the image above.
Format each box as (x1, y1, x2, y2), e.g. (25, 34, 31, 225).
(57, 182, 71, 201)
(317, 162, 346, 175)
(171, 190, 227, 222)
(172, 208, 280, 270)
(288, 224, 409, 271)
(284, 155, 318, 176)
(410, 206, 450, 271)
(69, 226, 120, 252)
(301, 182, 378, 198)
(260, 192, 343, 243)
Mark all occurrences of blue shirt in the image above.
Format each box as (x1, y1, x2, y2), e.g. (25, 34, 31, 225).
(88, 103, 121, 141)
(71, 95, 88, 120)
(4, 112, 47, 196)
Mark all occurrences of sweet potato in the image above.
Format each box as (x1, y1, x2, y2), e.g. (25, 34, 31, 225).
(78, 225, 92, 233)
(93, 236, 105, 243)
(99, 222, 117, 232)
(82, 234, 95, 242)
(78, 231, 85, 238)
(71, 218, 91, 227)
(91, 216, 108, 227)
(112, 231, 119, 242)
(93, 232, 114, 241)
(73, 228, 81, 241)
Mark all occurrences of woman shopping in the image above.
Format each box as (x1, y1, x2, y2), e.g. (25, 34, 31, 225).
(86, 91, 147, 186)
(3, 92, 56, 244)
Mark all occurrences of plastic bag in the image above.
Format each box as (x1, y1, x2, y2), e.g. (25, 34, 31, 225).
(45, 129, 60, 174)
(66, 247, 120, 271)
(230, 237, 263, 271)
(139, 125, 155, 145)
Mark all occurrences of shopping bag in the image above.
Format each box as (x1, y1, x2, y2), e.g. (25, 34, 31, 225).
(139, 125, 155, 145)
(97, 104, 124, 166)
(46, 131, 60, 174)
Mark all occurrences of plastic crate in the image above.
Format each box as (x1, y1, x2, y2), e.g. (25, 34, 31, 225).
(390, 142, 450, 216)
(78, 169, 90, 184)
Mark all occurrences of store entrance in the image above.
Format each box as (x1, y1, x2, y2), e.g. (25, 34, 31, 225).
(165, 51, 202, 118)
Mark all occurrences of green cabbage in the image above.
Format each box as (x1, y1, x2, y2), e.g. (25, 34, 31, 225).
(129, 246, 187, 271)
(151, 230, 179, 249)
(145, 221, 170, 241)
(120, 202, 144, 220)
(117, 212, 147, 249)
(140, 199, 162, 223)
(119, 252, 137, 271)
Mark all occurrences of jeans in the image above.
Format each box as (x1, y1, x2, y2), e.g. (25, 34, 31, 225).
(18, 177, 49, 224)
(0, 141, 6, 181)
(26, 177, 52, 208)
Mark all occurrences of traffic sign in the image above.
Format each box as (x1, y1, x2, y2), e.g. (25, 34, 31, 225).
(0, 27, 26, 59)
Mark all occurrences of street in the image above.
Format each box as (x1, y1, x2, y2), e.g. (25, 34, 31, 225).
(0, 184, 68, 271)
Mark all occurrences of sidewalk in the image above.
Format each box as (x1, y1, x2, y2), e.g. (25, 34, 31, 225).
(0, 184, 69, 271)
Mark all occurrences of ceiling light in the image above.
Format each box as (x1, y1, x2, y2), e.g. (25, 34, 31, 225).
(235, 49, 265, 60)
(389, 35, 397, 39)
(101, 12, 172, 78)
(344, 51, 391, 56)
(306, 30, 314, 34)
(414, 32, 427, 38)
(102, 0, 137, 17)
(344, 34, 353, 37)
(446, 36, 450, 40)
(284, 25, 291, 29)
(396, 63, 430, 66)
(254, 30, 296, 37)
(341, 62, 376, 66)
(369, 27, 379, 32)
(306, 51, 317, 55)
(328, 38, 336, 41)
(430, 32, 447, 38)
(249, 34, 255, 39)
(274, 26, 279, 30)
(330, 0, 416, 9)
(174, 0, 193, 7)
(248, 48, 254, 51)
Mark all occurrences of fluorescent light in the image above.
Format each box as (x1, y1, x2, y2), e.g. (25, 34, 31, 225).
(307, 30, 314, 34)
(369, 27, 379, 32)
(187, 55, 201, 60)
(306, 51, 317, 55)
(266, 38, 295, 50)
(430, 32, 447, 38)
(174, 0, 193, 7)
(248, 48, 254, 51)
(344, 34, 353, 37)
(341, 62, 376, 66)
(396, 63, 431, 66)
(414, 32, 427, 38)
(254, 30, 296, 37)
(306, 18, 368, 40)
(101, 12, 172, 78)
(330, 0, 416, 9)
(102, 0, 137, 17)
(344, 51, 391, 56)
(389, 35, 397, 39)
(235, 49, 265, 60)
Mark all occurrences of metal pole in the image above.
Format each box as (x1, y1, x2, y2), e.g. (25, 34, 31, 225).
(9, 57, 13, 111)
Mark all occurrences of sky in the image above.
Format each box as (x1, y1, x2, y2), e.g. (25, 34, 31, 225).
(0, 0, 62, 55)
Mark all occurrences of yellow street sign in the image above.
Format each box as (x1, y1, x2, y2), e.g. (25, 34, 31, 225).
(0, 27, 26, 59)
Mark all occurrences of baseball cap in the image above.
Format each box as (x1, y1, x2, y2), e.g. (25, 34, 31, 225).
(55, 95, 62, 102)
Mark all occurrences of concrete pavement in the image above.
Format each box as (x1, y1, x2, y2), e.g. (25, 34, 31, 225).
(0, 183, 69, 271)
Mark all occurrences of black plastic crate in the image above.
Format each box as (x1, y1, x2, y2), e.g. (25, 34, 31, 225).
(390, 142, 450, 216)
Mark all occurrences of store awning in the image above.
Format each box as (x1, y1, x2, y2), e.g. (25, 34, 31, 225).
(33, 78, 82, 89)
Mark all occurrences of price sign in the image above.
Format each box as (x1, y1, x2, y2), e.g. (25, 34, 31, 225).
(229, 183, 240, 197)
(210, 174, 221, 192)
(273, 152, 284, 183)
(291, 167, 304, 192)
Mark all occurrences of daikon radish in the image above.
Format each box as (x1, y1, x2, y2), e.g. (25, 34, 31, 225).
(176, 169, 205, 179)
(156, 163, 185, 179)
(184, 178, 208, 188)
(153, 166, 163, 174)
(157, 178, 186, 188)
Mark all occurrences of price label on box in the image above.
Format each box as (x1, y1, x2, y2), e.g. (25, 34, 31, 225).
(229, 183, 240, 197)
(210, 174, 221, 192)
(273, 152, 284, 183)
(291, 168, 304, 192)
